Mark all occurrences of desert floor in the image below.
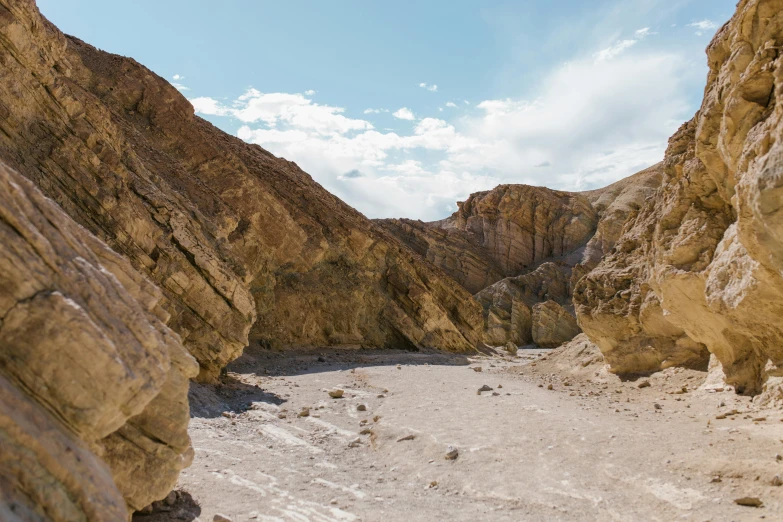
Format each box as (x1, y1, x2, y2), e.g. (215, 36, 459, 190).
(135, 344, 783, 522)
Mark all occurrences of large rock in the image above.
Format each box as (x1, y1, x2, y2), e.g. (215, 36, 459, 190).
(379, 185, 598, 294)
(475, 262, 571, 345)
(532, 301, 581, 348)
(0, 161, 198, 519)
(0, 0, 483, 383)
(576, 0, 783, 396)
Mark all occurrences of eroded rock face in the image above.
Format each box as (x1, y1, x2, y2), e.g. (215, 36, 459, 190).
(440, 186, 598, 274)
(532, 301, 581, 348)
(0, 0, 483, 383)
(475, 262, 571, 345)
(576, 0, 783, 396)
(0, 161, 198, 518)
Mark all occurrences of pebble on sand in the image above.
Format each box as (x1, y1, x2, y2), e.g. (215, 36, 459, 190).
(328, 389, 344, 398)
(357, 404, 367, 411)
(214, 514, 233, 522)
(734, 497, 763, 507)
(477, 385, 493, 395)
(445, 445, 459, 460)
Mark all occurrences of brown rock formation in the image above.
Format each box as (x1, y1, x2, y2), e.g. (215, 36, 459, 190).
(379, 185, 598, 295)
(532, 300, 581, 348)
(0, 161, 197, 518)
(575, 0, 783, 396)
(0, 0, 482, 384)
(474, 262, 571, 345)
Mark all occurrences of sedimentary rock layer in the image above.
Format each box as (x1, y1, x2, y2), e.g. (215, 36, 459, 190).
(575, 0, 783, 397)
(0, 161, 198, 519)
(0, 0, 483, 383)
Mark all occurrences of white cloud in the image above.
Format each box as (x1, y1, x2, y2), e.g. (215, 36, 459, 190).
(688, 20, 717, 36)
(192, 89, 372, 135)
(392, 107, 416, 120)
(634, 27, 656, 39)
(172, 83, 190, 91)
(173, 74, 184, 80)
(445, 102, 458, 108)
(688, 19, 716, 30)
(194, 43, 693, 220)
(363, 108, 389, 114)
(419, 82, 438, 92)
(304, 89, 315, 95)
(593, 39, 637, 62)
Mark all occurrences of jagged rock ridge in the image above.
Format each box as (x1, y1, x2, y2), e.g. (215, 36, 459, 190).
(0, 0, 483, 385)
(0, 161, 197, 519)
(575, 0, 783, 401)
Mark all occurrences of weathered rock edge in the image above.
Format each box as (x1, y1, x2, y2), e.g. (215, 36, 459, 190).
(0, 160, 198, 520)
(575, 0, 783, 400)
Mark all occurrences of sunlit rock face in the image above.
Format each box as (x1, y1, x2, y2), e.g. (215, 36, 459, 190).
(576, 0, 783, 399)
(0, 0, 483, 385)
(0, 160, 198, 518)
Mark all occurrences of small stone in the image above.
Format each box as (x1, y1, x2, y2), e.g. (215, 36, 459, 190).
(504, 342, 518, 355)
(357, 404, 367, 411)
(715, 414, 727, 419)
(396, 365, 402, 370)
(492, 392, 500, 396)
(734, 497, 763, 507)
(298, 408, 310, 417)
(328, 389, 344, 399)
(317, 356, 326, 362)
(397, 434, 415, 442)
(428, 480, 439, 489)
(772, 475, 782, 487)
(445, 445, 459, 460)
(164, 491, 178, 506)
(637, 380, 651, 389)
(547, 384, 553, 390)
(653, 403, 662, 410)
(214, 515, 233, 522)
(330, 499, 338, 505)
(348, 437, 362, 448)
(359, 428, 373, 435)
(136, 505, 154, 515)
(753, 417, 767, 422)
(497, 384, 503, 388)
(472, 367, 483, 372)
(477, 385, 493, 395)
(710, 476, 722, 483)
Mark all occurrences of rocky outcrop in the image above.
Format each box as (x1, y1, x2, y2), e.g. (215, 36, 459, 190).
(380, 173, 665, 348)
(0, 161, 197, 519)
(475, 262, 571, 345)
(575, 0, 783, 396)
(379, 185, 598, 293)
(531, 301, 581, 348)
(377, 218, 505, 294)
(0, 0, 483, 384)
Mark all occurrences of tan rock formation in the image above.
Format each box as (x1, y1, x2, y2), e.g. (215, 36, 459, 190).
(379, 186, 598, 295)
(532, 300, 581, 348)
(575, 0, 783, 396)
(0, 0, 483, 384)
(0, 161, 198, 518)
(475, 262, 571, 345)
(377, 218, 505, 294)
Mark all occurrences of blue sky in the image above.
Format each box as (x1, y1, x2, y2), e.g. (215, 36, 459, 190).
(39, 0, 736, 220)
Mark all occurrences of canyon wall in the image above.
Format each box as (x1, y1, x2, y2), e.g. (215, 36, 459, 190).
(0, 161, 197, 519)
(0, 0, 483, 386)
(575, 0, 783, 398)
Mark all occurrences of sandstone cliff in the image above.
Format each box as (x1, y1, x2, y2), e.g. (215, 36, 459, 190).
(575, 0, 783, 399)
(0, 161, 197, 519)
(0, 0, 483, 384)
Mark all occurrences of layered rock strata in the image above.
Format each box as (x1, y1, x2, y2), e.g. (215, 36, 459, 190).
(575, 0, 783, 396)
(0, 161, 197, 519)
(0, 0, 483, 385)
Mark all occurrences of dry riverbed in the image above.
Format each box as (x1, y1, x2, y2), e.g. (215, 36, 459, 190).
(135, 343, 783, 522)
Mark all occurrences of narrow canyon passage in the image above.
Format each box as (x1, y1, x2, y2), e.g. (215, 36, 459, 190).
(139, 348, 783, 522)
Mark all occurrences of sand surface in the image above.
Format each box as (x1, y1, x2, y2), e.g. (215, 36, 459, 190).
(135, 346, 783, 522)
